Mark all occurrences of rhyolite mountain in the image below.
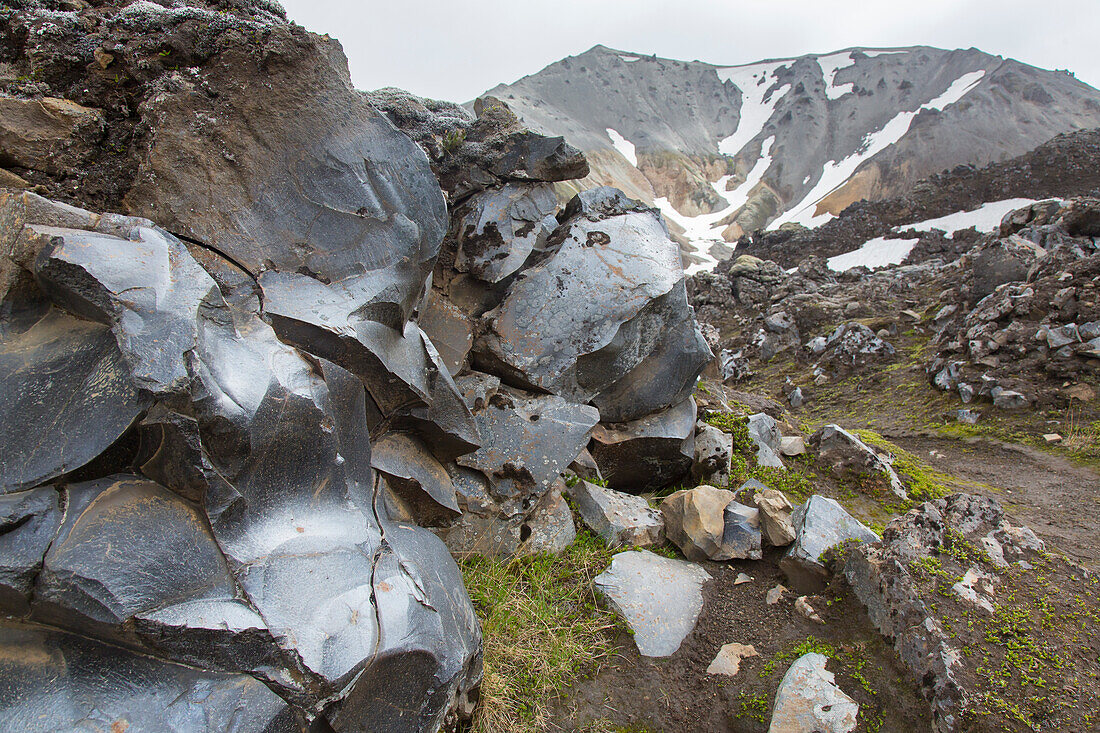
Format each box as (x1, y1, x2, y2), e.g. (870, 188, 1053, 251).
(482, 44, 1100, 269)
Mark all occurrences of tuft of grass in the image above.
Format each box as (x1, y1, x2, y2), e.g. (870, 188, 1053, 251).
(459, 529, 624, 732)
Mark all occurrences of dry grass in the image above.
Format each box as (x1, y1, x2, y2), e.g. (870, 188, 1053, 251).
(459, 530, 625, 733)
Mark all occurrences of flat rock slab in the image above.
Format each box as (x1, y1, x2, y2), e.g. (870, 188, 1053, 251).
(769, 652, 858, 733)
(595, 550, 710, 657)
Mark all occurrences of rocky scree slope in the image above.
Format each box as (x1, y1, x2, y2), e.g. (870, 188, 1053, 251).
(736, 126, 1100, 268)
(0, 1, 711, 730)
(484, 44, 1100, 269)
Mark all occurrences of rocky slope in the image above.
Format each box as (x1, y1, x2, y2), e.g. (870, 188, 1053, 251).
(483, 44, 1100, 269)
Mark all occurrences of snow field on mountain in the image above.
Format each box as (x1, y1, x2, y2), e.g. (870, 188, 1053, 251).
(769, 69, 988, 230)
(656, 137, 776, 274)
(716, 62, 792, 157)
(817, 51, 857, 100)
(901, 198, 1043, 236)
(826, 236, 921, 271)
(606, 128, 638, 166)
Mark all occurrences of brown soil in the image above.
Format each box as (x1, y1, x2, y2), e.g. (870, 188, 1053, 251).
(546, 551, 932, 732)
(888, 434, 1100, 571)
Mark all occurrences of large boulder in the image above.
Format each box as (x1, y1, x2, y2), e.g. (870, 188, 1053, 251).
(476, 187, 711, 422)
(0, 95, 105, 176)
(590, 396, 697, 492)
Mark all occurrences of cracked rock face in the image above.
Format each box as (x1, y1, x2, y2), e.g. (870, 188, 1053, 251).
(477, 187, 711, 422)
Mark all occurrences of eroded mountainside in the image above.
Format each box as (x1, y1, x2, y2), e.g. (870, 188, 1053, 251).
(485, 44, 1100, 268)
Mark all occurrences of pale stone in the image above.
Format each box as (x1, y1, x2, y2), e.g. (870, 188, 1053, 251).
(769, 652, 858, 733)
(706, 642, 758, 677)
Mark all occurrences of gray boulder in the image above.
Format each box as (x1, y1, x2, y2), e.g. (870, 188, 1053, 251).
(692, 420, 733, 486)
(452, 183, 559, 283)
(590, 396, 696, 492)
(594, 550, 711, 657)
(568, 480, 664, 548)
(747, 413, 785, 469)
(661, 485, 761, 561)
(780, 495, 879, 592)
(810, 425, 906, 499)
(477, 188, 710, 423)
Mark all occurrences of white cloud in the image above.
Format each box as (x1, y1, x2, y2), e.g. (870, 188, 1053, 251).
(279, 0, 1100, 102)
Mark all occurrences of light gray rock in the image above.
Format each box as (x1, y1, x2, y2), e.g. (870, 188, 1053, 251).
(779, 436, 806, 456)
(723, 501, 763, 560)
(780, 495, 879, 592)
(452, 183, 559, 283)
(787, 387, 804, 408)
(769, 652, 858, 733)
(956, 409, 981, 424)
(990, 387, 1029, 410)
(477, 190, 710, 422)
(567, 480, 664, 548)
(594, 550, 711, 657)
(747, 413, 785, 469)
(692, 421, 733, 486)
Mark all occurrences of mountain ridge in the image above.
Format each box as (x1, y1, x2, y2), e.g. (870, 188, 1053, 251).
(482, 43, 1100, 270)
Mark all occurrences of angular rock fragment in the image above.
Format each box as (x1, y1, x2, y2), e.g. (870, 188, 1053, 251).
(594, 550, 710, 657)
(769, 652, 858, 733)
(747, 413, 785, 469)
(590, 396, 696, 492)
(0, 622, 298, 733)
(693, 420, 733, 486)
(0, 308, 146, 494)
(262, 280, 481, 459)
(780, 495, 879, 592)
(372, 431, 462, 525)
(457, 383, 599, 503)
(706, 642, 758, 677)
(452, 183, 559, 283)
(477, 189, 709, 421)
(0, 95, 105, 175)
(753, 487, 797, 547)
(418, 289, 473, 376)
(0, 486, 62, 613)
(661, 485, 761, 561)
(31, 222, 222, 395)
(567, 480, 664, 548)
(518, 484, 577, 555)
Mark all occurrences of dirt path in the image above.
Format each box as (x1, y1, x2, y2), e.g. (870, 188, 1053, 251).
(889, 433, 1100, 569)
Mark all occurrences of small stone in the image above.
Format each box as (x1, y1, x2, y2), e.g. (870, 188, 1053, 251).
(706, 642, 758, 677)
(734, 573, 752, 585)
(958, 382, 975, 403)
(991, 387, 1029, 410)
(779, 436, 806, 456)
(93, 47, 114, 69)
(766, 584, 788, 605)
(787, 387, 804, 408)
(769, 652, 858, 733)
(795, 596, 824, 624)
(747, 413, 785, 469)
(901, 309, 921, 321)
(1043, 433, 1063, 444)
(956, 409, 980, 424)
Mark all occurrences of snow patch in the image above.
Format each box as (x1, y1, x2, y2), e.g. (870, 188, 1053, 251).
(716, 62, 792, 158)
(827, 237, 920, 271)
(769, 69, 988, 230)
(619, 54, 641, 63)
(658, 136, 777, 275)
(605, 128, 638, 167)
(862, 49, 906, 58)
(817, 52, 856, 100)
(902, 198, 1043, 236)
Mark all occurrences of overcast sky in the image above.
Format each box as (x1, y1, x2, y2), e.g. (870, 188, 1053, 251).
(279, 0, 1100, 102)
